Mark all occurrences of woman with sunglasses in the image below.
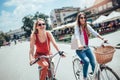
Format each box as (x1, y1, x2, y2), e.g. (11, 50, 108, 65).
(29, 18, 64, 80)
(74, 12, 107, 80)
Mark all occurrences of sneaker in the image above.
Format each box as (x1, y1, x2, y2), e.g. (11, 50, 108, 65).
(89, 72, 93, 75)
(89, 72, 94, 77)
(53, 77, 57, 80)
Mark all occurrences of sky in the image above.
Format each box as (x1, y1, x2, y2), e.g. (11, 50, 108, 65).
(0, 0, 95, 32)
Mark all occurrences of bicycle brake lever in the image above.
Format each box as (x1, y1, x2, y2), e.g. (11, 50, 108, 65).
(30, 58, 40, 66)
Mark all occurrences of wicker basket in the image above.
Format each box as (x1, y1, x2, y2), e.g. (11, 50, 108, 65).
(94, 45, 115, 64)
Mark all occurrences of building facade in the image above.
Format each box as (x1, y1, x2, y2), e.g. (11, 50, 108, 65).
(6, 28, 25, 40)
(83, 0, 120, 22)
(50, 7, 80, 28)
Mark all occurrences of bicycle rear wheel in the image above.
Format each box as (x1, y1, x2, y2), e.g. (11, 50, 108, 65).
(98, 65, 120, 80)
(73, 58, 83, 80)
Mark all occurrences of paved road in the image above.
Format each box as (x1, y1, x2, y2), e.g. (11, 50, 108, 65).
(0, 30, 120, 80)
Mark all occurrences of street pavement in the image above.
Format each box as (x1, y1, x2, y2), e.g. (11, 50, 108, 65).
(0, 30, 120, 80)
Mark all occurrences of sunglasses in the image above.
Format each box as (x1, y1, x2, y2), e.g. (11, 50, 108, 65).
(38, 23, 46, 26)
(80, 17, 86, 19)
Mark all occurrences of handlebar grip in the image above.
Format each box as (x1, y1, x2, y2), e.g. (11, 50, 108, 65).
(30, 58, 40, 66)
(58, 51, 64, 56)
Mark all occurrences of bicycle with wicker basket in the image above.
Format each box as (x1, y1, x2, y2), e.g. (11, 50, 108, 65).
(72, 42, 120, 80)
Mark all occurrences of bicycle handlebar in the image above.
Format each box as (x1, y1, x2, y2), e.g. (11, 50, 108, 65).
(84, 41, 120, 50)
(30, 58, 40, 66)
(30, 51, 65, 66)
(81, 41, 109, 50)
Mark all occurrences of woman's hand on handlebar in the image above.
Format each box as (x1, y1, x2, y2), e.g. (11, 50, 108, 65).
(101, 37, 108, 43)
(78, 45, 84, 50)
(30, 58, 35, 65)
(58, 51, 66, 57)
(103, 39, 108, 43)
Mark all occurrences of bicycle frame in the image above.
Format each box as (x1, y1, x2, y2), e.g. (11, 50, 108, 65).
(30, 52, 64, 80)
(38, 56, 55, 80)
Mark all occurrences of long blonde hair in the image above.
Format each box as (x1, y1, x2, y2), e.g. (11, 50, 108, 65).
(76, 12, 90, 37)
(32, 18, 45, 34)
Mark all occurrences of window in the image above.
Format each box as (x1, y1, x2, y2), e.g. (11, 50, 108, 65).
(98, 6, 103, 12)
(107, 2, 113, 8)
(103, 4, 107, 10)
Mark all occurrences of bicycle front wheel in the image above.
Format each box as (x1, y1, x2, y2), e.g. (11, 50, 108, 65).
(98, 65, 120, 80)
(73, 58, 83, 80)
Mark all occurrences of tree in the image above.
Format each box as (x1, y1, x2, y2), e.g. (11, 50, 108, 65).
(21, 12, 51, 37)
(4, 33, 11, 42)
(22, 15, 34, 37)
(0, 33, 4, 46)
(0, 32, 11, 46)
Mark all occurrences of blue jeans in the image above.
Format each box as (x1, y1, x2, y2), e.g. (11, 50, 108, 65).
(76, 47, 95, 78)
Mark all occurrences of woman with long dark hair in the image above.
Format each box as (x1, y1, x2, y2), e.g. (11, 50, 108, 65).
(74, 12, 107, 80)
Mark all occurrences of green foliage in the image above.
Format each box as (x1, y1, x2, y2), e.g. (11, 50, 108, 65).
(4, 34, 11, 42)
(22, 15, 33, 37)
(0, 33, 4, 46)
(0, 32, 11, 46)
(21, 12, 51, 38)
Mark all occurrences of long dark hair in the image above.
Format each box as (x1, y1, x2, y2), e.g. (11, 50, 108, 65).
(76, 12, 90, 37)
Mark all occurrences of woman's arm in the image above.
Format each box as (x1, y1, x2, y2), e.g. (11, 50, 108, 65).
(87, 24, 99, 37)
(47, 31, 60, 52)
(29, 34, 35, 63)
(87, 24, 106, 41)
(97, 35, 104, 40)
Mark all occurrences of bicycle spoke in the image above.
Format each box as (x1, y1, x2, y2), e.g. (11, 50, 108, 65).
(73, 58, 83, 80)
(98, 66, 120, 80)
